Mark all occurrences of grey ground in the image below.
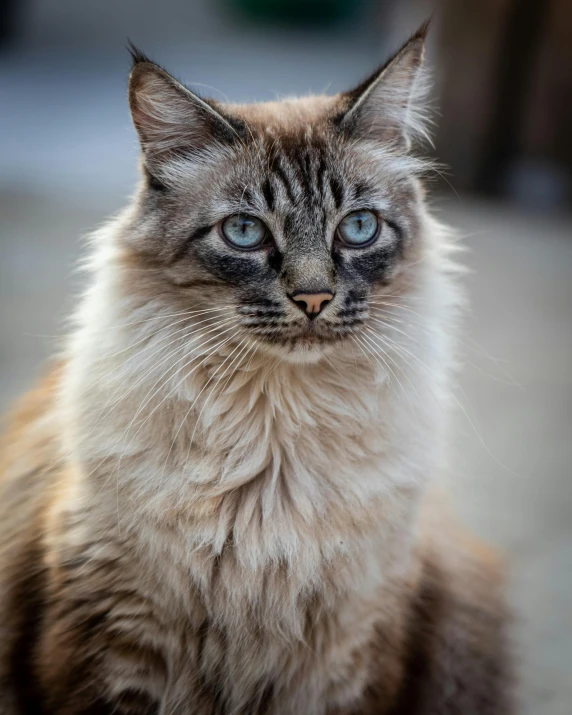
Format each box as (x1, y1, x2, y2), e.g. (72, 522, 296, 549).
(1, 1, 571, 710)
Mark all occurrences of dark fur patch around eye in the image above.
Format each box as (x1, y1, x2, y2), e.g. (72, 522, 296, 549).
(344, 244, 398, 284)
(170, 224, 213, 264)
(191, 225, 214, 242)
(267, 247, 283, 274)
(332, 235, 401, 286)
(384, 218, 403, 243)
(194, 245, 275, 287)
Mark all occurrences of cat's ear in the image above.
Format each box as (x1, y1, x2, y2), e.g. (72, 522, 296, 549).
(127, 45, 245, 169)
(338, 22, 431, 149)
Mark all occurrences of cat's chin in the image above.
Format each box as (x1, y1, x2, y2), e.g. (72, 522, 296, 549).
(256, 337, 335, 365)
(282, 345, 328, 365)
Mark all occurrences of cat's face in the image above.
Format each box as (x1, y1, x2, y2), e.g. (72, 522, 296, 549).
(124, 29, 431, 363)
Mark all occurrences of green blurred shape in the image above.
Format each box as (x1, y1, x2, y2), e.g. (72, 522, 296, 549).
(228, 0, 365, 27)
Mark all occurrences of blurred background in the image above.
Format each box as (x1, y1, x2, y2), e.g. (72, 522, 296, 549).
(0, 0, 571, 712)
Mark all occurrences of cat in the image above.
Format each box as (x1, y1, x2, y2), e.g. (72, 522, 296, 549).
(0, 24, 514, 715)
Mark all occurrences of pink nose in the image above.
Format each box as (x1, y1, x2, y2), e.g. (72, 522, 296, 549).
(291, 291, 334, 318)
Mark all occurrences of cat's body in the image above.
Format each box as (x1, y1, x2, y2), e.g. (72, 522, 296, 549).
(0, 28, 514, 714)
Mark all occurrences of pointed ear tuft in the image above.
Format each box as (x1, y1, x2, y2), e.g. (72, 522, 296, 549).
(410, 17, 431, 43)
(126, 40, 154, 68)
(128, 56, 246, 173)
(339, 22, 432, 149)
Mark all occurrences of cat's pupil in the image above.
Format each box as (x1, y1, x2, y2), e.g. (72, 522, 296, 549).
(338, 210, 378, 245)
(221, 214, 267, 249)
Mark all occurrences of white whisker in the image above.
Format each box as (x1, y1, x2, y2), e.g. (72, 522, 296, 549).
(92, 325, 239, 503)
(95, 316, 236, 415)
(358, 332, 413, 410)
(179, 339, 257, 486)
(160, 336, 251, 485)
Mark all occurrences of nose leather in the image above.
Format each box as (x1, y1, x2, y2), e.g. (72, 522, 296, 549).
(291, 291, 334, 318)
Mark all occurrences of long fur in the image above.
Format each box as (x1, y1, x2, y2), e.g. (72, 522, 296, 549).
(0, 28, 514, 715)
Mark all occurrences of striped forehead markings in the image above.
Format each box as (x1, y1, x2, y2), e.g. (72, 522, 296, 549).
(261, 178, 275, 211)
(329, 176, 344, 209)
(271, 157, 297, 204)
(265, 144, 345, 212)
(316, 158, 327, 197)
(294, 152, 315, 199)
(231, 140, 374, 219)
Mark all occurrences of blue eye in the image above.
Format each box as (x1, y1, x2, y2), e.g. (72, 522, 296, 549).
(221, 214, 267, 250)
(337, 210, 379, 246)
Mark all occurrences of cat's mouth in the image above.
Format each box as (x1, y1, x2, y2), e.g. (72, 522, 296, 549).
(286, 328, 327, 348)
(246, 319, 362, 349)
(237, 302, 368, 354)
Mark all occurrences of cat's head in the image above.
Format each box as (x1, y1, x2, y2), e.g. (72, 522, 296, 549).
(122, 25, 434, 364)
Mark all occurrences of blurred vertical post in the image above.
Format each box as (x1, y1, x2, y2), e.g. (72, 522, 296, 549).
(0, 0, 21, 47)
(476, 0, 547, 196)
(436, 0, 572, 207)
